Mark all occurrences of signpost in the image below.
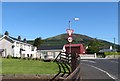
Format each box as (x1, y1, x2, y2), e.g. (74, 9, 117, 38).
(67, 37, 73, 43)
(66, 29, 74, 37)
(66, 27, 75, 72)
(66, 28, 74, 53)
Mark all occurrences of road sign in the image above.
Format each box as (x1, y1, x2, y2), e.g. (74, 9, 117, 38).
(68, 37, 73, 43)
(74, 18, 79, 21)
(66, 29, 74, 36)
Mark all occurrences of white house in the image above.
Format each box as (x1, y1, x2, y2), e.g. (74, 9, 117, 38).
(37, 46, 63, 60)
(99, 46, 117, 53)
(0, 35, 37, 58)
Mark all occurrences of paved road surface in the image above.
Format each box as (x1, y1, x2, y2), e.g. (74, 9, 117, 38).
(80, 58, 120, 81)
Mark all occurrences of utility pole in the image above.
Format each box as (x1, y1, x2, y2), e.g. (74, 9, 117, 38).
(68, 20, 71, 29)
(114, 37, 116, 52)
(67, 18, 79, 54)
(67, 20, 73, 54)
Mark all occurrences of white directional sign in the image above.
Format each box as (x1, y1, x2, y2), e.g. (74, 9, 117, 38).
(74, 18, 79, 21)
(68, 37, 73, 43)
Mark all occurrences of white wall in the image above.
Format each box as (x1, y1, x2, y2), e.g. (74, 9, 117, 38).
(39, 50, 61, 60)
(0, 39, 13, 57)
(14, 42, 37, 58)
(0, 36, 37, 58)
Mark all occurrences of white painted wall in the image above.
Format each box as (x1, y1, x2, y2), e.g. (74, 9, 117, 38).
(0, 36, 37, 58)
(0, 38, 13, 57)
(14, 42, 37, 58)
(80, 54, 96, 59)
(39, 50, 61, 60)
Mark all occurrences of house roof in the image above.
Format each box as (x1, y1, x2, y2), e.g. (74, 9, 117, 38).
(9, 36, 22, 42)
(99, 49, 117, 52)
(0, 35, 32, 46)
(4, 36, 14, 43)
(38, 46, 63, 50)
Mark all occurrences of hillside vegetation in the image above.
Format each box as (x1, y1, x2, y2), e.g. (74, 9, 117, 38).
(33, 33, 114, 48)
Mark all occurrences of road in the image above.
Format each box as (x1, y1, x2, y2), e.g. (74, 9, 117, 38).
(80, 58, 120, 81)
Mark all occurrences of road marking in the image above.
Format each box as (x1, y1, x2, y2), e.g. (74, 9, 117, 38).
(81, 60, 96, 63)
(82, 63, 117, 80)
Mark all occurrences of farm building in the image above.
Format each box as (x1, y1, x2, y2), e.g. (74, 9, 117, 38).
(63, 44, 85, 54)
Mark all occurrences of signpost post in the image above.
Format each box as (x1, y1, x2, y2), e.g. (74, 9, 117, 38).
(66, 18, 79, 53)
(66, 29, 74, 54)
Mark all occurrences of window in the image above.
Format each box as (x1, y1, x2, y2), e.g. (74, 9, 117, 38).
(53, 52, 55, 58)
(27, 54, 29, 57)
(28, 45, 30, 49)
(24, 44, 26, 49)
(32, 47, 34, 51)
(23, 54, 25, 57)
(42, 51, 47, 55)
(16, 42, 19, 47)
(30, 54, 32, 58)
(20, 44, 22, 48)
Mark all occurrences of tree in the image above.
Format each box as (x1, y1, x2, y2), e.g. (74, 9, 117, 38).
(33, 37, 42, 48)
(4, 31, 9, 36)
(18, 36, 21, 41)
(23, 38, 27, 43)
(86, 38, 103, 53)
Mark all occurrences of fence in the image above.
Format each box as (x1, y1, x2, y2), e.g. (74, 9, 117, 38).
(80, 54, 96, 59)
(51, 52, 81, 81)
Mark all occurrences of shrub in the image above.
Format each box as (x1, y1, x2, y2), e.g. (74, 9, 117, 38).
(32, 58, 36, 60)
(104, 52, 120, 56)
(7, 55, 12, 59)
(23, 57, 27, 60)
(97, 53, 105, 58)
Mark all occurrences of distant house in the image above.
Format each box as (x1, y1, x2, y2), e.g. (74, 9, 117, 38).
(0, 35, 37, 58)
(37, 46, 63, 60)
(99, 46, 117, 53)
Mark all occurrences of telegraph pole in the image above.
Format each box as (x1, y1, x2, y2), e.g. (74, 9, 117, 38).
(114, 37, 116, 52)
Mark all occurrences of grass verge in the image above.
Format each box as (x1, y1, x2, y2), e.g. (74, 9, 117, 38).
(2, 58, 58, 74)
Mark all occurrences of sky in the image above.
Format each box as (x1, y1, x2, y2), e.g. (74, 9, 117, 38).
(1, 2, 118, 44)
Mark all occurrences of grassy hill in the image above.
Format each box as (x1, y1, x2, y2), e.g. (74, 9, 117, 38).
(28, 33, 115, 48)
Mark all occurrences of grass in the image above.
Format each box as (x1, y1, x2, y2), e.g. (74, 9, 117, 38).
(2, 58, 58, 74)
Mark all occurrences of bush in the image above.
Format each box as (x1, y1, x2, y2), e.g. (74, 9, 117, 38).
(22, 57, 27, 60)
(32, 58, 36, 60)
(104, 52, 120, 56)
(7, 55, 12, 59)
(97, 53, 105, 58)
(12, 57, 21, 59)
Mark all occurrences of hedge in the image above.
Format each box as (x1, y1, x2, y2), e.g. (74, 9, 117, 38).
(104, 52, 120, 55)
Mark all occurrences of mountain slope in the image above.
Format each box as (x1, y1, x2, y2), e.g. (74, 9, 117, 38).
(40, 33, 114, 48)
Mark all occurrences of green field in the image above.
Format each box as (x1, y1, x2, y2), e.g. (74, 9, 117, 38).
(2, 58, 58, 74)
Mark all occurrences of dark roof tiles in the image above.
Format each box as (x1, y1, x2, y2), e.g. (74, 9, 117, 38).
(38, 46, 63, 50)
